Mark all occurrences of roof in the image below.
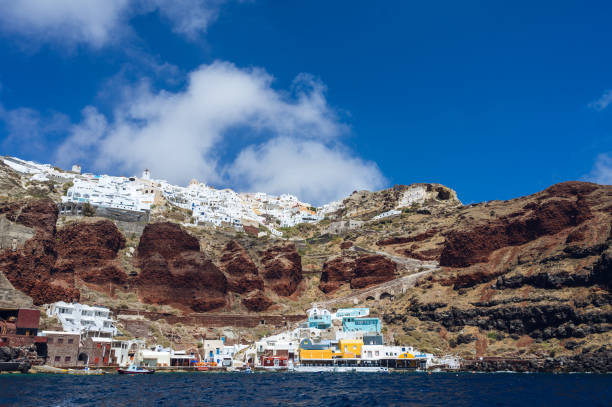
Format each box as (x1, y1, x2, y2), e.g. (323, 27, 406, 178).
(41, 330, 80, 336)
(90, 337, 112, 342)
(16, 309, 40, 329)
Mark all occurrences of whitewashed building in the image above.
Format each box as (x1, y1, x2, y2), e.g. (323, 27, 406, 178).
(46, 301, 117, 337)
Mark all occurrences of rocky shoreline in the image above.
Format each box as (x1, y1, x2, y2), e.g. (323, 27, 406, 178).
(460, 346, 612, 373)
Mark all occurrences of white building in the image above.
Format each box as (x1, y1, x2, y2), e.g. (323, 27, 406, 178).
(47, 301, 117, 337)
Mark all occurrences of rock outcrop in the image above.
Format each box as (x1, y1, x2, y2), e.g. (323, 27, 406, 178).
(241, 290, 275, 312)
(0, 199, 79, 305)
(260, 243, 303, 296)
(55, 220, 127, 286)
(136, 222, 227, 312)
(319, 254, 397, 293)
(220, 240, 265, 294)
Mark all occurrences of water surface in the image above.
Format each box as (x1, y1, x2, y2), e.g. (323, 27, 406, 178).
(0, 372, 610, 407)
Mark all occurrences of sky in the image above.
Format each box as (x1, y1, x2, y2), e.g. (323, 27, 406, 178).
(0, 1, 611, 205)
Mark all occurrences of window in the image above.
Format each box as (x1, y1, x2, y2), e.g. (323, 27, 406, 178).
(54, 356, 60, 362)
(65, 356, 71, 362)
(47, 338, 53, 344)
(68, 338, 74, 344)
(57, 338, 63, 344)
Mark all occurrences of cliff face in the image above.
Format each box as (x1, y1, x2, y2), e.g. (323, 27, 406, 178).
(259, 243, 303, 296)
(55, 220, 127, 286)
(1, 178, 610, 363)
(319, 254, 397, 293)
(0, 199, 79, 305)
(136, 222, 227, 312)
(379, 182, 612, 359)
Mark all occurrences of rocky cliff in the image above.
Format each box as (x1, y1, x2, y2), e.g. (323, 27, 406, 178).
(378, 182, 612, 361)
(135, 222, 228, 312)
(1, 175, 611, 367)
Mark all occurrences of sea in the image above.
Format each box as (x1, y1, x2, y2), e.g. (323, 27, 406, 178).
(0, 372, 610, 407)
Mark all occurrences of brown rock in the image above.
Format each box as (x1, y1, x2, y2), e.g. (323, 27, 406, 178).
(351, 255, 397, 289)
(340, 241, 353, 249)
(220, 240, 265, 294)
(319, 254, 397, 292)
(55, 220, 127, 285)
(260, 243, 303, 296)
(241, 290, 274, 312)
(319, 256, 355, 293)
(136, 221, 199, 260)
(0, 199, 80, 305)
(136, 222, 227, 312)
(440, 184, 594, 268)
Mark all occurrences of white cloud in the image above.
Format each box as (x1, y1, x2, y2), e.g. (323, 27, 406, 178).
(227, 138, 386, 205)
(586, 153, 612, 185)
(589, 90, 612, 111)
(0, 0, 225, 48)
(56, 61, 385, 204)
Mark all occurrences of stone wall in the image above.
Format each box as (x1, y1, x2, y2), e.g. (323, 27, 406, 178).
(58, 202, 150, 223)
(115, 310, 305, 328)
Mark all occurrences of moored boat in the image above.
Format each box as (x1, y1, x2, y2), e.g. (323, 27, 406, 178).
(117, 364, 154, 375)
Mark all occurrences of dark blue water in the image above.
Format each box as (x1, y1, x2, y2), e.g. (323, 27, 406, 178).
(0, 372, 610, 407)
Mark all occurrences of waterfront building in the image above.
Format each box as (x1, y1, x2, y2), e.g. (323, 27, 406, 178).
(41, 331, 81, 367)
(81, 336, 112, 366)
(299, 348, 333, 360)
(140, 349, 171, 367)
(202, 339, 224, 364)
(46, 302, 117, 336)
(0, 308, 47, 353)
(333, 308, 369, 320)
(363, 335, 384, 345)
(110, 339, 145, 367)
(337, 339, 363, 358)
(341, 317, 381, 334)
(307, 306, 332, 329)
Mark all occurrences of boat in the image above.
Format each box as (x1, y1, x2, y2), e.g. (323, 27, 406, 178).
(292, 365, 389, 373)
(243, 366, 252, 373)
(292, 359, 389, 373)
(117, 364, 155, 375)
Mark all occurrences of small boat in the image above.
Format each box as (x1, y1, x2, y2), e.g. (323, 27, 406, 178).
(117, 364, 154, 375)
(243, 366, 252, 373)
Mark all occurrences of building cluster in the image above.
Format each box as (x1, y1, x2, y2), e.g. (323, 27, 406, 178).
(1, 301, 460, 372)
(3, 156, 323, 233)
(248, 306, 440, 371)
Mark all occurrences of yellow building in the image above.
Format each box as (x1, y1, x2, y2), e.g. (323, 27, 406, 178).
(299, 349, 333, 360)
(337, 339, 363, 358)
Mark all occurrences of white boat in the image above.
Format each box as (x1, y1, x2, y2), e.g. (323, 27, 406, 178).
(292, 365, 389, 373)
(117, 364, 155, 375)
(291, 359, 389, 373)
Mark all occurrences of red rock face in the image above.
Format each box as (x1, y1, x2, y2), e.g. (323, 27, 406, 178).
(220, 240, 265, 294)
(241, 290, 274, 312)
(319, 254, 397, 292)
(259, 243, 303, 296)
(440, 182, 595, 268)
(0, 199, 80, 305)
(351, 255, 397, 289)
(137, 221, 200, 259)
(55, 220, 127, 285)
(377, 230, 438, 246)
(319, 257, 355, 293)
(136, 222, 227, 312)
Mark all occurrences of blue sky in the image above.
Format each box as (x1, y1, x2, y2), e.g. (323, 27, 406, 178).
(0, 1, 611, 205)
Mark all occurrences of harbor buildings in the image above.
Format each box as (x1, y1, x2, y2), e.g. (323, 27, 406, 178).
(41, 331, 81, 368)
(46, 302, 117, 337)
